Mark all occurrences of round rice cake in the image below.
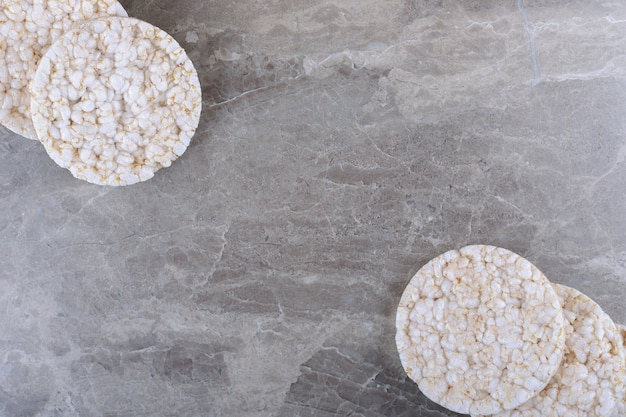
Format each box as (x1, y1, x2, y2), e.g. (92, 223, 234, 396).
(395, 245, 566, 415)
(30, 16, 202, 186)
(0, 0, 127, 139)
(473, 284, 626, 417)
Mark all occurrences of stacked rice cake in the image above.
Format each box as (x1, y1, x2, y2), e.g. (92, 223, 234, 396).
(472, 285, 625, 417)
(396, 245, 626, 417)
(0, 2, 202, 185)
(0, 0, 128, 139)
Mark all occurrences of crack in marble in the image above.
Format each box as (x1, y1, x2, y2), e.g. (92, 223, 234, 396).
(35, 223, 219, 251)
(360, 130, 413, 174)
(493, 194, 529, 218)
(545, 61, 622, 82)
(517, 0, 541, 86)
(208, 83, 302, 108)
(589, 140, 626, 187)
(72, 190, 117, 216)
(605, 15, 626, 24)
(54, 236, 137, 250)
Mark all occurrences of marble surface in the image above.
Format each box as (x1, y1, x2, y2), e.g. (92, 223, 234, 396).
(1, 1, 626, 416)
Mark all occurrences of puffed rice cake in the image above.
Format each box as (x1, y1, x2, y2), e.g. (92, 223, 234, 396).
(395, 245, 566, 415)
(0, 0, 127, 139)
(474, 284, 626, 417)
(30, 16, 202, 186)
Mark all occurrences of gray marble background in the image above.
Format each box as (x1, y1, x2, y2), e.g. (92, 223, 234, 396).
(1, 1, 626, 416)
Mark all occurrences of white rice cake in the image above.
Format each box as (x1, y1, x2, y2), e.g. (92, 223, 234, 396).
(396, 245, 566, 415)
(611, 324, 626, 417)
(30, 16, 202, 186)
(474, 285, 626, 417)
(0, 0, 127, 139)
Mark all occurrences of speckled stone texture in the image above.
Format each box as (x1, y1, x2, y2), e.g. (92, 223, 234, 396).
(1, 1, 625, 416)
